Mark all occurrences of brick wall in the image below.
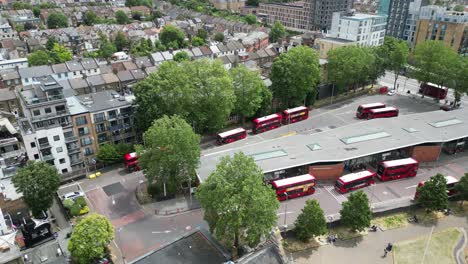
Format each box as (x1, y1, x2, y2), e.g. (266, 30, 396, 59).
(410, 145, 441, 162)
(308, 163, 344, 181)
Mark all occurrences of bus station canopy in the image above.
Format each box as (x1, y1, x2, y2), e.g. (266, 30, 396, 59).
(197, 109, 468, 182)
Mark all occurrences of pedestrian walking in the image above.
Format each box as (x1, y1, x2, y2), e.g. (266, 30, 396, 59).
(383, 248, 388, 257)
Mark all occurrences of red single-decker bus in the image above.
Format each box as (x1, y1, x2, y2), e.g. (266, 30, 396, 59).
(419, 82, 448, 100)
(368, 107, 399, 119)
(282, 106, 309, 124)
(216, 128, 247, 145)
(414, 175, 459, 200)
(252, 113, 282, 134)
(376, 158, 419, 181)
(124, 152, 140, 172)
(356, 103, 386, 119)
(335, 170, 376, 194)
(271, 174, 316, 201)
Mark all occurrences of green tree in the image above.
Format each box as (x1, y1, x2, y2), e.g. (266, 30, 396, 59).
(269, 21, 286, 43)
(139, 115, 200, 197)
(214, 32, 225, 42)
(83, 10, 99, 26)
(294, 200, 327, 242)
(12, 161, 61, 217)
(417, 173, 448, 212)
(96, 144, 120, 164)
(12, 2, 31, 9)
(451, 57, 468, 105)
(246, 0, 259, 6)
(174, 51, 190, 62)
(47, 12, 68, 29)
(32, 6, 41, 18)
(68, 214, 114, 264)
(98, 37, 117, 58)
(454, 173, 468, 206)
(380, 37, 409, 90)
(453, 5, 464, 11)
(160, 25, 186, 49)
(191, 36, 205, 47)
(196, 29, 208, 41)
(244, 14, 257, 25)
(133, 59, 235, 133)
(196, 152, 279, 255)
(50, 43, 72, 63)
(230, 65, 268, 124)
(270, 46, 320, 107)
(27, 50, 52, 66)
(367, 47, 386, 88)
(114, 31, 130, 51)
(15, 24, 24, 32)
(339, 190, 372, 232)
(46, 37, 58, 51)
(126, 0, 153, 7)
(115, 10, 130, 24)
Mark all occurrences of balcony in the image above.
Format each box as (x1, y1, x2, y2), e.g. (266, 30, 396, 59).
(94, 116, 107, 123)
(109, 123, 131, 132)
(67, 145, 80, 154)
(42, 154, 54, 161)
(2, 166, 18, 178)
(112, 132, 134, 141)
(21, 93, 65, 107)
(65, 136, 78, 143)
(0, 149, 26, 160)
(31, 110, 69, 122)
(70, 158, 83, 165)
(39, 142, 51, 150)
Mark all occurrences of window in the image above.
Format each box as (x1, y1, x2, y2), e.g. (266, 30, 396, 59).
(59, 158, 65, 164)
(57, 73, 61, 78)
(45, 108, 51, 114)
(78, 127, 89, 136)
(33, 110, 40, 116)
(62, 168, 68, 173)
(54, 135, 60, 141)
(34, 154, 39, 159)
(56, 147, 63, 153)
(30, 142, 36, 148)
(75, 116, 87, 126)
(80, 137, 92, 146)
(65, 72, 68, 77)
(55, 105, 66, 113)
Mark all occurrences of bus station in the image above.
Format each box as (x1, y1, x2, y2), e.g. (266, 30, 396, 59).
(197, 108, 468, 184)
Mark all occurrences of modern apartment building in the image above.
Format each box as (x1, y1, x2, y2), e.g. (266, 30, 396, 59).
(383, 0, 429, 40)
(257, 0, 353, 32)
(17, 76, 77, 176)
(0, 116, 26, 179)
(414, 6, 468, 54)
(210, 0, 245, 11)
(329, 12, 387, 46)
(76, 90, 135, 150)
(0, 17, 17, 41)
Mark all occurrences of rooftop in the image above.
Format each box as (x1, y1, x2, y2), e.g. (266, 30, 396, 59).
(76, 90, 133, 113)
(197, 109, 468, 181)
(66, 96, 88, 116)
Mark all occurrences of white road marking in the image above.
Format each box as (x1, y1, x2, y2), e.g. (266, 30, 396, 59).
(152, 230, 171, 234)
(277, 211, 295, 216)
(405, 184, 418, 189)
(324, 186, 348, 204)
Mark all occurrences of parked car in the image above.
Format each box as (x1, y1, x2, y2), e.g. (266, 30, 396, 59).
(62, 191, 84, 200)
(387, 89, 396, 96)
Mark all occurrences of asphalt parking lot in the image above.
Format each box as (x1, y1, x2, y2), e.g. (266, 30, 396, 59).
(202, 93, 441, 154)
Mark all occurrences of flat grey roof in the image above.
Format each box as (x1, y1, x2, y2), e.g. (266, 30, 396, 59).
(197, 109, 468, 182)
(76, 90, 133, 112)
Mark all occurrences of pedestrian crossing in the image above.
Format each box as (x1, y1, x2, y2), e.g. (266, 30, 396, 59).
(323, 185, 348, 204)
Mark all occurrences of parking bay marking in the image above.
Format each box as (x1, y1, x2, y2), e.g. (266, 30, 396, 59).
(324, 186, 348, 204)
(405, 184, 418, 189)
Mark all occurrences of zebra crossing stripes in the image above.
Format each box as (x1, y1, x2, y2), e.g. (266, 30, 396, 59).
(324, 185, 348, 204)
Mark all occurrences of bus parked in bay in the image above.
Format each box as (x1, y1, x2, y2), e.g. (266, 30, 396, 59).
(123, 152, 140, 172)
(282, 106, 309, 124)
(335, 170, 376, 194)
(376, 158, 419, 181)
(414, 175, 459, 200)
(419, 82, 448, 100)
(216, 128, 247, 145)
(252, 113, 282, 134)
(356, 103, 386, 119)
(368, 107, 399, 119)
(271, 174, 316, 201)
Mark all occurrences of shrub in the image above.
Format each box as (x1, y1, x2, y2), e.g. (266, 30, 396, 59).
(75, 197, 87, 207)
(70, 203, 82, 216)
(63, 199, 74, 209)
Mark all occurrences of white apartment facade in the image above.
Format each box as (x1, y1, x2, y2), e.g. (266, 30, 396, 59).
(330, 12, 388, 46)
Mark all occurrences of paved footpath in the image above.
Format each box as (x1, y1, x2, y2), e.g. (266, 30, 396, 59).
(292, 214, 468, 264)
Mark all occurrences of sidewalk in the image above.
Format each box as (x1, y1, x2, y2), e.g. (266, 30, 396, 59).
(292, 214, 468, 264)
(142, 194, 201, 216)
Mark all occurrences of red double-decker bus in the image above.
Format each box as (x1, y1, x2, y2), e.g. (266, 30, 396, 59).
(252, 113, 282, 134)
(368, 107, 399, 119)
(414, 175, 459, 200)
(123, 152, 140, 172)
(271, 174, 316, 201)
(419, 82, 448, 100)
(216, 128, 247, 145)
(376, 158, 419, 181)
(356, 103, 386, 119)
(282, 106, 309, 124)
(335, 170, 376, 194)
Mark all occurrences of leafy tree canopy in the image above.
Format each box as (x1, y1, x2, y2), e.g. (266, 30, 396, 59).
(191, 36, 205, 47)
(196, 152, 279, 254)
(339, 190, 372, 232)
(46, 37, 58, 51)
(271, 46, 320, 107)
(174, 51, 190, 62)
(214, 32, 225, 42)
(27, 50, 52, 66)
(160, 25, 186, 49)
(68, 214, 114, 264)
(417, 173, 448, 212)
(115, 10, 130, 24)
(294, 200, 327, 242)
(269, 21, 286, 43)
(83, 11, 99, 26)
(244, 14, 257, 25)
(50, 43, 73, 63)
(47, 12, 68, 29)
(379, 37, 409, 89)
(115, 31, 130, 51)
(454, 173, 468, 206)
(12, 161, 61, 217)
(126, 0, 153, 7)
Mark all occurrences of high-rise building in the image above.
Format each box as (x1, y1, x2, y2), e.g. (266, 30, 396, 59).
(329, 12, 387, 46)
(383, 0, 429, 41)
(414, 6, 468, 54)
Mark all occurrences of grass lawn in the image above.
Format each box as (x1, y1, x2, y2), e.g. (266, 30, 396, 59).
(394, 228, 462, 264)
(283, 236, 322, 252)
(372, 213, 408, 230)
(331, 226, 367, 240)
